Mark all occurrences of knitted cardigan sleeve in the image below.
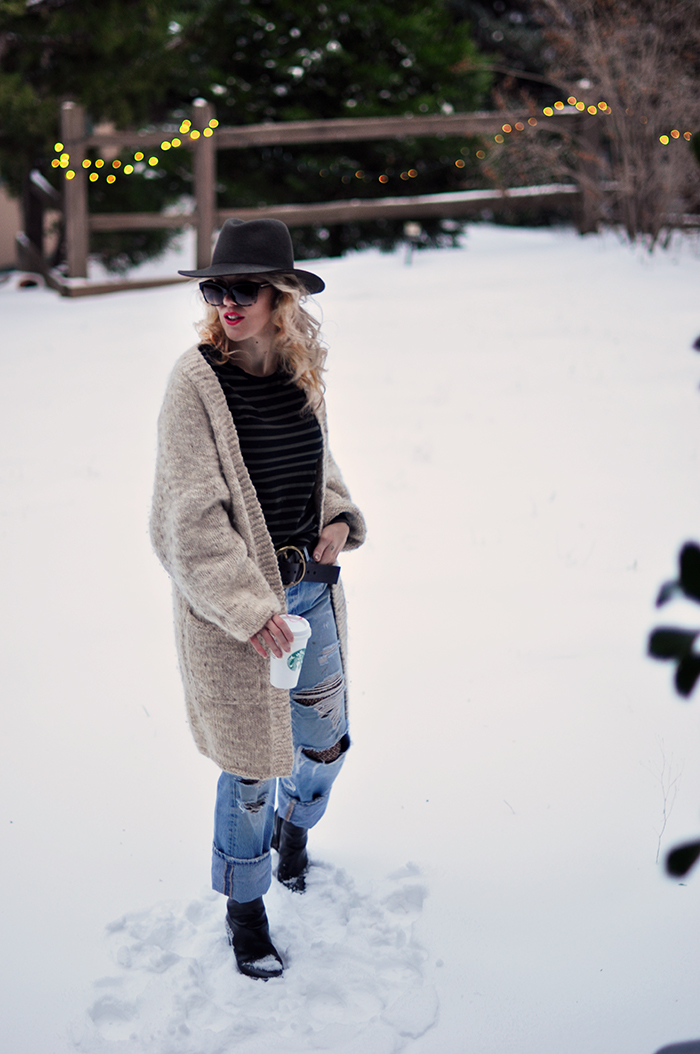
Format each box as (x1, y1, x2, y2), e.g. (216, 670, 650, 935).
(322, 447, 366, 550)
(150, 366, 282, 642)
(315, 402, 366, 551)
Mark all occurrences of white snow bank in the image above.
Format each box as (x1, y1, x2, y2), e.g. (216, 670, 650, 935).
(2, 223, 700, 1054)
(72, 862, 436, 1054)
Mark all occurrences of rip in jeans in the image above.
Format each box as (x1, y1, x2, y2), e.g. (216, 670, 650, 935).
(236, 778, 270, 814)
(303, 732, 350, 764)
(293, 672, 344, 729)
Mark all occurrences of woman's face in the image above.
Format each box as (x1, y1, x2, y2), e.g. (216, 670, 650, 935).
(215, 275, 276, 344)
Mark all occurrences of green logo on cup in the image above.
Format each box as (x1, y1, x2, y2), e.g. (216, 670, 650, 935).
(287, 648, 306, 672)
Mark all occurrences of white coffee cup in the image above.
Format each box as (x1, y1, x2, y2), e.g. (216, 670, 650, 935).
(269, 614, 312, 689)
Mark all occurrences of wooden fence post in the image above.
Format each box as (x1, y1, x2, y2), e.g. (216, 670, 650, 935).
(192, 99, 216, 268)
(22, 172, 44, 254)
(61, 101, 89, 277)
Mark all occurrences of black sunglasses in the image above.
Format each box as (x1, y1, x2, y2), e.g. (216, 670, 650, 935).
(199, 280, 270, 307)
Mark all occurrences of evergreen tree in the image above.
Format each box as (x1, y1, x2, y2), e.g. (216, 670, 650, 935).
(0, 0, 187, 269)
(448, 0, 554, 102)
(0, 0, 177, 192)
(1, 0, 491, 267)
(164, 0, 490, 257)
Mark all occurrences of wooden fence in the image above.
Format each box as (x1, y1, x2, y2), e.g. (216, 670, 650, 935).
(17, 100, 595, 297)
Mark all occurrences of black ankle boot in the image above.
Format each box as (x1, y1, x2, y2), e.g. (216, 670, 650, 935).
(272, 812, 309, 893)
(225, 896, 283, 980)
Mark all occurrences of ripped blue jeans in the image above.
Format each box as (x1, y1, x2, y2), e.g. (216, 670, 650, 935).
(211, 579, 350, 903)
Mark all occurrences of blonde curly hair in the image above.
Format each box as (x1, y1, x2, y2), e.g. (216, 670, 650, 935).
(196, 272, 326, 408)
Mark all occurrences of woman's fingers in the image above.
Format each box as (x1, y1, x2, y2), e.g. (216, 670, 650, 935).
(313, 521, 350, 564)
(270, 614, 295, 647)
(250, 615, 294, 657)
(250, 633, 267, 658)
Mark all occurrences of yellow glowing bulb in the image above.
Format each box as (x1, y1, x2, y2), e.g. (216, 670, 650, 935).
(54, 142, 64, 152)
(106, 174, 116, 184)
(203, 128, 213, 137)
(112, 159, 121, 169)
(567, 97, 577, 106)
(671, 129, 680, 139)
(59, 159, 68, 168)
(502, 124, 512, 133)
(148, 156, 159, 166)
(60, 153, 70, 163)
(134, 152, 144, 161)
(89, 173, 99, 182)
(189, 130, 200, 140)
(51, 159, 60, 168)
(65, 171, 75, 180)
(576, 102, 585, 111)
(161, 141, 171, 150)
(543, 107, 553, 116)
(179, 122, 191, 133)
(659, 135, 670, 144)
(554, 101, 564, 110)
(124, 164, 134, 174)
(82, 159, 91, 168)
(684, 132, 692, 141)
(587, 105, 597, 114)
(598, 102, 608, 110)
(95, 159, 104, 168)
(171, 138, 181, 148)
(494, 134, 504, 143)
(209, 118, 219, 128)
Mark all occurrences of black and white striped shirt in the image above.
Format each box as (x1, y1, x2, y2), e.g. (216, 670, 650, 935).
(200, 346, 323, 548)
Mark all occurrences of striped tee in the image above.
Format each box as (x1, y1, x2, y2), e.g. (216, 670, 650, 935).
(200, 346, 322, 548)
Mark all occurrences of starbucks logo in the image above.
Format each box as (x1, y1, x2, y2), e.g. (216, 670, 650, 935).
(287, 648, 306, 672)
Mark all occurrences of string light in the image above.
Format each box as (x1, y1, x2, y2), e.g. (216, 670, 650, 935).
(536, 103, 694, 151)
(49, 108, 694, 194)
(52, 113, 224, 186)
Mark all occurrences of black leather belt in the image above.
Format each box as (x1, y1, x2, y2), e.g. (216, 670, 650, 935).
(276, 545, 340, 588)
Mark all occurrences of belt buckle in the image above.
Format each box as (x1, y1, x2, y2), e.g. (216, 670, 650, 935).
(276, 544, 306, 588)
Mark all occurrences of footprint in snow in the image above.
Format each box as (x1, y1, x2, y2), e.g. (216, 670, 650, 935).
(70, 860, 438, 1054)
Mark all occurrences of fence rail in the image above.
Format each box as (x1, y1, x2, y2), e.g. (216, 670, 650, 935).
(17, 101, 591, 297)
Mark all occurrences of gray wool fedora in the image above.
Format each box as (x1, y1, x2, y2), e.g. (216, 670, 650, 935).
(178, 218, 325, 293)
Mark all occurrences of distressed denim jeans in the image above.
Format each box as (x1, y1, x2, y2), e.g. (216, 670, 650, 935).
(211, 579, 350, 903)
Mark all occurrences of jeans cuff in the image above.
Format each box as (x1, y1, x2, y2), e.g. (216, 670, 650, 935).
(211, 845, 271, 901)
(276, 786, 333, 828)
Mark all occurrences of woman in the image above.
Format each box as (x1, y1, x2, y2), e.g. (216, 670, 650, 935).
(150, 218, 366, 980)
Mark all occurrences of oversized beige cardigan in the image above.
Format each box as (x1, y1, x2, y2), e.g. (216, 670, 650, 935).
(150, 346, 366, 779)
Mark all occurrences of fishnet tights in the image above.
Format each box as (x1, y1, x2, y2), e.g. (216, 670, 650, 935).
(302, 740, 344, 764)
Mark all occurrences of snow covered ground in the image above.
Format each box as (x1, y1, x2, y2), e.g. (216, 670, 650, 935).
(2, 223, 700, 1054)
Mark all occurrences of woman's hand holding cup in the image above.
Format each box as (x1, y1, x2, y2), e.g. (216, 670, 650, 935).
(250, 613, 295, 658)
